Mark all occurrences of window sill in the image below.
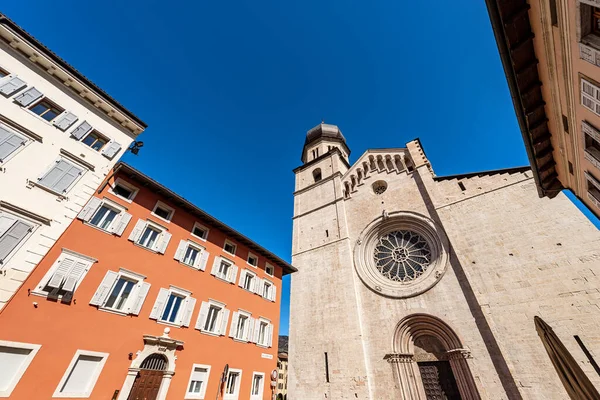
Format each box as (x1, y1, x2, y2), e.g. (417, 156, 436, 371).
(190, 234, 207, 242)
(231, 337, 249, 343)
(184, 394, 206, 400)
(199, 329, 221, 337)
(256, 343, 269, 349)
(26, 180, 67, 201)
(132, 242, 159, 254)
(83, 222, 117, 236)
(21, 107, 60, 128)
(156, 319, 183, 329)
(150, 212, 172, 224)
(98, 307, 130, 317)
(214, 275, 234, 284)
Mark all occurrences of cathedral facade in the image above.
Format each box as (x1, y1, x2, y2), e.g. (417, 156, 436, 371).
(288, 124, 600, 399)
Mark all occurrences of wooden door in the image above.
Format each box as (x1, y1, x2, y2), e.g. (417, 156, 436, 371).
(128, 369, 163, 400)
(418, 361, 461, 400)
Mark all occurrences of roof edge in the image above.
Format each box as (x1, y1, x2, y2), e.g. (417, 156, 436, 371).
(433, 165, 531, 181)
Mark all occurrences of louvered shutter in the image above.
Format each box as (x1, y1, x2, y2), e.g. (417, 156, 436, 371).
(228, 265, 238, 284)
(89, 270, 118, 306)
(210, 256, 221, 276)
(47, 258, 75, 288)
(52, 163, 83, 193)
(238, 269, 246, 287)
(271, 285, 277, 302)
(0, 220, 32, 263)
(253, 278, 263, 295)
(130, 282, 151, 315)
(157, 231, 172, 254)
(181, 296, 196, 327)
(77, 197, 102, 222)
(245, 318, 254, 342)
(0, 76, 26, 96)
(149, 288, 170, 320)
(14, 87, 42, 106)
(219, 308, 230, 336)
(251, 319, 260, 343)
(70, 121, 92, 140)
(111, 212, 132, 236)
(0, 214, 16, 238)
(267, 324, 273, 347)
(102, 141, 122, 159)
(582, 79, 600, 116)
(173, 240, 187, 261)
(62, 261, 89, 292)
(39, 160, 71, 189)
(196, 301, 210, 330)
(128, 219, 146, 242)
(197, 250, 210, 271)
(0, 126, 26, 162)
(53, 111, 78, 131)
(229, 312, 239, 337)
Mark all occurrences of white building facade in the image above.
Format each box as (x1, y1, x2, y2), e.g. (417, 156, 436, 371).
(289, 123, 600, 399)
(0, 14, 146, 309)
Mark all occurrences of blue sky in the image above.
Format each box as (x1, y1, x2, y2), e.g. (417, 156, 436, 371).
(6, 1, 599, 335)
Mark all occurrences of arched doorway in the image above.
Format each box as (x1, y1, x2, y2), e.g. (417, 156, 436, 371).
(388, 313, 480, 399)
(128, 354, 167, 400)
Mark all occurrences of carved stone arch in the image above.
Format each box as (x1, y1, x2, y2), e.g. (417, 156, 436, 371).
(394, 155, 405, 171)
(387, 314, 480, 400)
(362, 161, 370, 177)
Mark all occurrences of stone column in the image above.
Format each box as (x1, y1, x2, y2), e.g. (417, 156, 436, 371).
(386, 353, 423, 400)
(117, 368, 140, 400)
(447, 349, 480, 400)
(157, 371, 175, 400)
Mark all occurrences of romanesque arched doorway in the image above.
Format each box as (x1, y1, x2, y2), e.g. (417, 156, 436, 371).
(128, 354, 167, 400)
(388, 314, 480, 399)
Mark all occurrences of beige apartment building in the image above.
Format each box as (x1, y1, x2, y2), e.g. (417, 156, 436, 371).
(485, 0, 600, 217)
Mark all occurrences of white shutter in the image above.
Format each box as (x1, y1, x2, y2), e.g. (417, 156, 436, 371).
(0, 76, 26, 96)
(14, 87, 42, 106)
(196, 249, 209, 271)
(195, 301, 210, 330)
(89, 270, 118, 306)
(173, 240, 187, 261)
(111, 212, 132, 236)
(210, 256, 220, 276)
(181, 296, 196, 327)
(271, 285, 277, 302)
(128, 219, 146, 242)
(0, 213, 16, 238)
(253, 278, 263, 295)
(77, 197, 102, 222)
(251, 319, 260, 343)
(267, 324, 273, 347)
(157, 231, 172, 254)
(70, 121, 92, 140)
(219, 308, 230, 336)
(228, 265, 238, 284)
(149, 288, 170, 320)
(62, 261, 88, 292)
(102, 141, 122, 159)
(245, 317, 254, 342)
(46, 258, 75, 288)
(238, 270, 246, 288)
(130, 282, 151, 315)
(53, 111, 78, 131)
(229, 312, 239, 338)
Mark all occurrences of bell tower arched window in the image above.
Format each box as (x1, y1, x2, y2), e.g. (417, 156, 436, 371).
(313, 168, 322, 182)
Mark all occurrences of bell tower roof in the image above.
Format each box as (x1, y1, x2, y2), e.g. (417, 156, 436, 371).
(301, 123, 351, 163)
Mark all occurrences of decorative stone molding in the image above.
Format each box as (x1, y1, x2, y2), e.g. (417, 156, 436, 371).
(354, 211, 449, 298)
(446, 348, 472, 360)
(384, 353, 414, 364)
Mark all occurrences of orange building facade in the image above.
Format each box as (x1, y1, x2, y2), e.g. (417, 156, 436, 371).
(0, 162, 295, 400)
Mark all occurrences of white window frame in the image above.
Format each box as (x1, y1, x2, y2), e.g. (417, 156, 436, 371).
(232, 309, 252, 341)
(240, 269, 257, 293)
(262, 279, 274, 301)
(0, 340, 41, 397)
(25, 96, 65, 125)
(256, 318, 271, 348)
(98, 269, 146, 315)
(184, 364, 211, 400)
(86, 198, 126, 233)
(52, 349, 108, 398)
(247, 252, 258, 268)
(35, 156, 86, 197)
(216, 257, 233, 282)
(158, 286, 192, 326)
(199, 299, 227, 336)
(152, 200, 175, 223)
(223, 368, 242, 400)
(137, 220, 167, 252)
(180, 241, 204, 268)
(32, 249, 96, 299)
(0, 123, 30, 166)
(250, 372, 265, 400)
(0, 209, 37, 267)
(265, 262, 274, 276)
(108, 178, 139, 203)
(191, 222, 209, 241)
(223, 239, 237, 256)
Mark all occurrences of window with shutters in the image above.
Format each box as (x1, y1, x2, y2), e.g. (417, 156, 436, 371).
(0, 340, 41, 397)
(240, 269, 257, 292)
(229, 309, 252, 341)
(33, 250, 95, 303)
(29, 98, 64, 122)
(257, 320, 270, 347)
(174, 239, 209, 270)
(581, 78, 600, 116)
(192, 222, 209, 241)
(53, 350, 108, 398)
(250, 372, 265, 400)
(247, 253, 258, 267)
(77, 197, 131, 236)
(108, 178, 138, 203)
(224, 369, 242, 400)
(223, 239, 237, 256)
(196, 299, 230, 336)
(0, 211, 35, 266)
(150, 286, 196, 328)
(185, 364, 211, 400)
(90, 269, 150, 316)
(265, 263, 275, 276)
(81, 130, 109, 151)
(128, 219, 171, 253)
(152, 201, 175, 222)
(37, 157, 85, 195)
(0, 123, 28, 164)
(262, 279, 276, 302)
(215, 258, 233, 281)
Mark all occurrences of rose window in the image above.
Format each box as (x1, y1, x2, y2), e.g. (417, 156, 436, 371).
(373, 230, 431, 282)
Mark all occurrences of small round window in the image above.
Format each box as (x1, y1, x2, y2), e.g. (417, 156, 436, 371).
(372, 180, 387, 195)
